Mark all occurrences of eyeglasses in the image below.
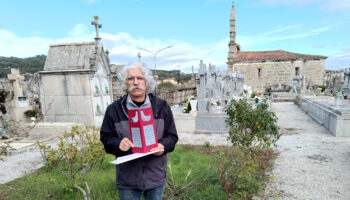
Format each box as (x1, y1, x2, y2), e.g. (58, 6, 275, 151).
(127, 76, 145, 82)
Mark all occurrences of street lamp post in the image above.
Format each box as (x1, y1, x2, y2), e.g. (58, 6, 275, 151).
(139, 45, 173, 93)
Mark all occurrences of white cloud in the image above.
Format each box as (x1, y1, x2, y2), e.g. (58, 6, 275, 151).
(0, 29, 53, 57)
(68, 24, 91, 37)
(0, 26, 229, 73)
(237, 24, 330, 48)
(325, 49, 350, 70)
(101, 33, 229, 73)
(0, 24, 97, 58)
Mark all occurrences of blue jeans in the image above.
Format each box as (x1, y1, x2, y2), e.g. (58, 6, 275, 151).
(118, 185, 165, 200)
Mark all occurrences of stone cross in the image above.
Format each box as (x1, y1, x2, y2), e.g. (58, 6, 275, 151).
(91, 16, 102, 39)
(137, 52, 141, 63)
(7, 68, 24, 97)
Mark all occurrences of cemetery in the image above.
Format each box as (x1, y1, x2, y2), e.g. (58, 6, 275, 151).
(1, 2, 350, 200)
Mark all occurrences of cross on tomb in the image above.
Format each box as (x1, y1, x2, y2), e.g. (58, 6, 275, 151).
(7, 68, 24, 97)
(91, 16, 102, 39)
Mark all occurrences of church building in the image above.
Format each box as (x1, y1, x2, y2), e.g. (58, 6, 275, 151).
(227, 2, 327, 93)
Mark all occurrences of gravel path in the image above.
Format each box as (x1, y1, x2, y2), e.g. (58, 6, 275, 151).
(0, 147, 44, 184)
(0, 140, 57, 184)
(260, 102, 350, 200)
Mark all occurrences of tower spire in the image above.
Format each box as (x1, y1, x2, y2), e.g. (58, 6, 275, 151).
(227, 1, 238, 71)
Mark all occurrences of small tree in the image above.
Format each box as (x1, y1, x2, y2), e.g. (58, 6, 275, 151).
(217, 147, 260, 200)
(225, 99, 280, 150)
(37, 125, 106, 200)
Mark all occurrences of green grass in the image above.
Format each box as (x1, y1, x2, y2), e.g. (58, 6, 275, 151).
(0, 145, 274, 200)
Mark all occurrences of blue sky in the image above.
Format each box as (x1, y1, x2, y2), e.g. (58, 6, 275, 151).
(1, 0, 349, 72)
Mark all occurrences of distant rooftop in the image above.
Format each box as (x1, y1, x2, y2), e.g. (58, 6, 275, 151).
(234, 50, 327, 63)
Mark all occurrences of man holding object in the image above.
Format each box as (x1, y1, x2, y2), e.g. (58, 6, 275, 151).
(100, 63, 178, 200)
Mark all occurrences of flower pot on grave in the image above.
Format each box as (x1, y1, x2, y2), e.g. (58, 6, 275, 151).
(189, 100, 197, 112)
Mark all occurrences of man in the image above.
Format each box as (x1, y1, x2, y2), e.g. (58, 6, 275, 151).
(100, 63, 178, 200)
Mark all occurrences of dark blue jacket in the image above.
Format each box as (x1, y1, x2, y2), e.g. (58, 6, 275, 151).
(100, 93, 178, 190)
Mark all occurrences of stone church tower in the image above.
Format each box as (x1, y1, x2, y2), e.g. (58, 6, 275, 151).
(227, 2, 239, 71)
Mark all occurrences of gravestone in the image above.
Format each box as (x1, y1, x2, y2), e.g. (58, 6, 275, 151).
(342, 68, 350, 99)
(7, 69, 29, 122)
(195, 60, 244, 133)
(197, 60, 208, 113)
(293, 76, 302, 94)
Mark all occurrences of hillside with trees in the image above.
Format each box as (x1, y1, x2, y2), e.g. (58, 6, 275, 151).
(0, 55, 46, 78)
(155, 69, 193, 84)
(0, 55, 195, 83)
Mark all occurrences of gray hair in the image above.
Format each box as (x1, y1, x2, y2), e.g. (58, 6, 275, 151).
(117, 63, 155, 94)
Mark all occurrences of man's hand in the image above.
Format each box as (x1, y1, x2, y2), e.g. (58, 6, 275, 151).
(151, 143, 164, 156)
(119, 138, 134, 151)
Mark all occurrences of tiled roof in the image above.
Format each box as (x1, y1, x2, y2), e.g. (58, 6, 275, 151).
(234, 50, 327, 63)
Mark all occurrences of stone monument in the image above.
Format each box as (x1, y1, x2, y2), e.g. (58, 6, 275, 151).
(195, 60, 244, 133)
(39, 16, 113, 126)
(342, 68, 350, 99)
(293, 76, 300, 94)
(7, 68, 30, 122)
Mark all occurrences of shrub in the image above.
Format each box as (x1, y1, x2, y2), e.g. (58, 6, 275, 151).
(157, 82, 176, 90)
(216, 146, 261, 200)
(250, 91, 258, 99)
(24, 109, 38, 118)
(225, 99, 280, 150)
(165, 163, 194, 199)
(37, 125, 106, 200)
(319, 85, 326, 93)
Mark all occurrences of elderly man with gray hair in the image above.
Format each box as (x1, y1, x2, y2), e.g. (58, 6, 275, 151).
(100, 63, 178, 200)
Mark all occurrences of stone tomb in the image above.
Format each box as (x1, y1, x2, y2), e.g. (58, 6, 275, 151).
(39, 16, 113, 126)
(295, 95, 350, 137)
(39, 42, 112, 126)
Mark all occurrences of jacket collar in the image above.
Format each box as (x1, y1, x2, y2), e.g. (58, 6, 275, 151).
(126, 94, 151, 109)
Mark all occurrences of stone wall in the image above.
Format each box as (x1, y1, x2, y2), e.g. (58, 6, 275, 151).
(234, 59, 325, 93)
(157, 87, 196, 105)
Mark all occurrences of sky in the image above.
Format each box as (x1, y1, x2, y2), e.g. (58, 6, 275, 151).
(1, 0, 350, 73)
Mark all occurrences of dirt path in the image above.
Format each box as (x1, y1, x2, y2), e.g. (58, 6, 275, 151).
(260, 102, 350, 200)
